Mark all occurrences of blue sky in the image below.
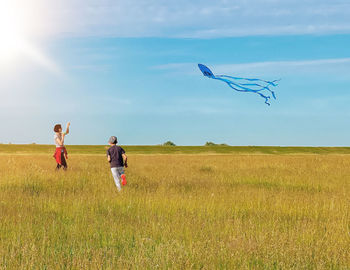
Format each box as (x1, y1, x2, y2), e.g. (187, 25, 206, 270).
(1, 0, 350, 146)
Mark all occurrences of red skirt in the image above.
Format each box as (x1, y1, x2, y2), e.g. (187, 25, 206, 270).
(53, 147, 68, 165)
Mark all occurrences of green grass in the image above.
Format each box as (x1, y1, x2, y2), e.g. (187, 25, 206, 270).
(0, 146, 350, 268)
(1, 144, 350, 155)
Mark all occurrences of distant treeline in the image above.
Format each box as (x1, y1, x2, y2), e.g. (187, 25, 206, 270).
(162, 141, 228, 147)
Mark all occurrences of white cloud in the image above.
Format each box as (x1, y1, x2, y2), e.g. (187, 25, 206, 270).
(213, 58, 350, 71)
(22, 0, 350, 38)
(152, 58, 350, 77)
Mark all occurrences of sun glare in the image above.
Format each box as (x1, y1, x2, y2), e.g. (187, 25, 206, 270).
(0, 2, 25, 61)
(0, 1, 59, 74)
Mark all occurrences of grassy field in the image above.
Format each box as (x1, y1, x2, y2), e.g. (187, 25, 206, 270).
(2, 144, 350, 155)
(0, 145, 350, 269)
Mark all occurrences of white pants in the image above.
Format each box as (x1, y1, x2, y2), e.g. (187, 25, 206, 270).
(111, 167, 124, 191)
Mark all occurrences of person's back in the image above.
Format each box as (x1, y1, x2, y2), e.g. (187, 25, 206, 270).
(107, 136, 127, 192)
(107, 145, 125, 168)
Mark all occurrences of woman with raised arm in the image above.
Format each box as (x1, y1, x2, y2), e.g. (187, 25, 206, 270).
(53, 122, 70, 170)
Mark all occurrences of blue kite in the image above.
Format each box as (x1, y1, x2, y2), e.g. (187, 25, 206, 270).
(198, 64, 279, 105)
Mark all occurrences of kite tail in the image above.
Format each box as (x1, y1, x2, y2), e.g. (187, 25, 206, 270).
(271, 90, 276, 100)
(217, 75, 278, 91)
(216, 76, 278, 103)
(218, 75, 280, 85)
(256, 92, 271, 106)
(267, 80, 279, 100)
(214, 77, 257, 92)
(263, 85, 276, 100)
(222, 81, 271, 105)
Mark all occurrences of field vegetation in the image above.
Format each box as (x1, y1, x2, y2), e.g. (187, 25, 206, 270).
(2, 144, 350, 155)
(0, 145, 350, 269)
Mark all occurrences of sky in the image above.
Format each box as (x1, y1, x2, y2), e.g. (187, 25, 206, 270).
(1, 0, 350, 146)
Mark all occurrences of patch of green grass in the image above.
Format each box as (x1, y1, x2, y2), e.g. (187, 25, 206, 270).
(2, 144, 350, 155)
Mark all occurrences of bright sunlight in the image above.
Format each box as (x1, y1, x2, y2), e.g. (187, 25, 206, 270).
(0, 2, 27, 61)
(0, 1, 59, 73)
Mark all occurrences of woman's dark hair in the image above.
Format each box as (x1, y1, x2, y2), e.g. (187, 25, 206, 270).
(54, 124, 62, 132)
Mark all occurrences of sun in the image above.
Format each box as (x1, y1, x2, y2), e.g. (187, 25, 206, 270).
(0, 1, 60, 73)
(0, 2, 25, 61)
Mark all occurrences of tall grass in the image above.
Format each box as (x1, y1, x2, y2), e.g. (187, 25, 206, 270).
(0, 153, 349, 269)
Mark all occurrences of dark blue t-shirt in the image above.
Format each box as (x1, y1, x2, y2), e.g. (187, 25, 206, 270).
(107, 145, 125, 168)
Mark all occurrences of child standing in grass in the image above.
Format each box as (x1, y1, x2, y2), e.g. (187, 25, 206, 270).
(53, 122, 70, 170)
(107, 136, 127, 191)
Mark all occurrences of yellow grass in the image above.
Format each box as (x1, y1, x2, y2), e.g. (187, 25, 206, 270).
(0, 153, 350, 269)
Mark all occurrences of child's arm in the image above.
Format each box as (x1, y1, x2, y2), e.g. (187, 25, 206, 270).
(122, 153, 128, 168)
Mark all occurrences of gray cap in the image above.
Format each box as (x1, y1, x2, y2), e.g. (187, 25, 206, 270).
(108, 136, 118, 144)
